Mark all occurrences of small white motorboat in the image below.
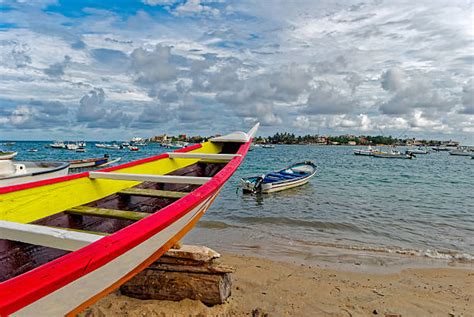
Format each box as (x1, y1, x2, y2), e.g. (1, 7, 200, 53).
(241, 161, 316, 194)
(261, 144, 275, 149)
(0, 151, 18, 160)
(49, 141, 66, 149)
(406, 147, 430, 155)
(353, 145, 380, 156)
(0, 160, 69, 187)
(449, 149, 472, 156)
(373, 149, 414, 159)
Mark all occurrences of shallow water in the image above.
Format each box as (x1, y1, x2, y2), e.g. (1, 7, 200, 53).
(6, 142, 474, 262)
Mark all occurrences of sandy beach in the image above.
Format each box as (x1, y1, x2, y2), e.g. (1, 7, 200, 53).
(81, 253, 473, 317)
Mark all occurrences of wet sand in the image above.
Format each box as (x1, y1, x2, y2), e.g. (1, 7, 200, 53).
(81, 253, 473, 316)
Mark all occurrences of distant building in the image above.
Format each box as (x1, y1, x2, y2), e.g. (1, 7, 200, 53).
(149, 134, 168, 142)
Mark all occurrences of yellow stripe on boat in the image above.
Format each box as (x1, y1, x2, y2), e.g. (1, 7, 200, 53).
(0, 141, 222, 224)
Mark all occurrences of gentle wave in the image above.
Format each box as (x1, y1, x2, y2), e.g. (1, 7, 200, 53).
(196, 220, 238, 229)
(229, 216, 365, 232)
(293, 239, 474, 262)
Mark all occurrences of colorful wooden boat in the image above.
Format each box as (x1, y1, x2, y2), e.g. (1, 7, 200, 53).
(0, 124, 258, 316)
(241, 161, 316, 194)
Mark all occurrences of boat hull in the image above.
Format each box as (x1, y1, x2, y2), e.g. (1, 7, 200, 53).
(13, 188, 220, 316)
(0, 162, 70, 187)
(0, 124, 259, 316)
(373, 154, 412, 159)
(241, 161, 316, 194)
(0, 152, 18, 160)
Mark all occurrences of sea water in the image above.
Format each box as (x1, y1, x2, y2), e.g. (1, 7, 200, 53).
(7, 142, 474, 264)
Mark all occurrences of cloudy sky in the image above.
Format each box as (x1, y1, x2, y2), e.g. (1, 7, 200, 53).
(0, 0, 473, 141)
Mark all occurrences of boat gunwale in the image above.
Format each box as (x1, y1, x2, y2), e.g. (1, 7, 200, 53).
(0, 140, 251, 315)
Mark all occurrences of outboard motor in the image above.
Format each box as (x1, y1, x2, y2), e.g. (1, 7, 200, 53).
(252, 174, 265, 194)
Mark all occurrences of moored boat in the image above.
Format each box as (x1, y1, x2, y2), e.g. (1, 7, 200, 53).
(241, 161, 316, 194)
(261, 144, 275, 148)
(449, 149, 472, 156)
(0, 160, 69, 187)
(373, 149, 414, 159)
(67, 155, 112, 169)
(0, 151, 18, 160)
(0, 123, 258, 316)
(406, 147, 429, 155)
(49, 141, 66, 149)
(353, 145, 380, 156)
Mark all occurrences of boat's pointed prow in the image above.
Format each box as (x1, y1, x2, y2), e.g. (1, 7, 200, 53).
(210, 122, 260, 143)
(247, 122, 260, 138)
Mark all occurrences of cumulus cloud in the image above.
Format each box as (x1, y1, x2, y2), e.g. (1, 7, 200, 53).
(44, 55, 71, 77)
(379, 75, 452, 115)
(460, 80, 473, 115)
(6, 100, 69, 129)
(381, 68, 406, 92)
(131, 44, 179, 85)
(303, 82, 355, 115)
(77, 88, 107, 122)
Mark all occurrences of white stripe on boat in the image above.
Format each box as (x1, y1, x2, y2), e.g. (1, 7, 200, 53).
(14, 190, 219, 316)
(0, 220, 103, 252)
(89, 172, 211, 185)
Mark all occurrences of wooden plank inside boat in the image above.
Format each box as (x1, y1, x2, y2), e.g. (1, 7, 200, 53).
(89, 172, 212, 185)
(0, 220, 103, 251)
(66, 206, 150, 221)
(167, 152, 240, 161)
(118, 188, 188, 199)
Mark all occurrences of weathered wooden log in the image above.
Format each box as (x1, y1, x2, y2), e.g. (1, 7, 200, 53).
(120, 245, 233, 306)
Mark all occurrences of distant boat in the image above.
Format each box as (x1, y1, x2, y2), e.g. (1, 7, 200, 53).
(406, 147, 430, 155)
(449, 149, 472, 156)
(67, 156, 114, 169)
(0, 151, 18, 160)
(353, 145, 380, 156)
(128, 146, 139, 151)
(0, 160, 69, 187)
(261, 144, 275, 149)
(2, 142, 15, 146)
(66, 143, 79, 151)
(49, 141, 66, 149)
(373, 149, 414, 159)
(96, 143, 122, 150)
(241, 161, 317, 193)
(76, 148, 86, 153)
(27, 149, 38, 153)
(432, 146, 450, 152)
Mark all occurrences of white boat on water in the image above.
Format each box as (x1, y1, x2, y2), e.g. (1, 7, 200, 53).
(373, 148, 414, 159)
(49, 141, 66, 149)
(241, 161, 317, 194)
(353, 145, 380, 156)
(0, 151, 18, 160)
(0, 160, 69, 187)
(261, 144, 275, 148)
(66, 143, 79, 150)
(406, 147, 430, 155)
(449, 148, 472, 156)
